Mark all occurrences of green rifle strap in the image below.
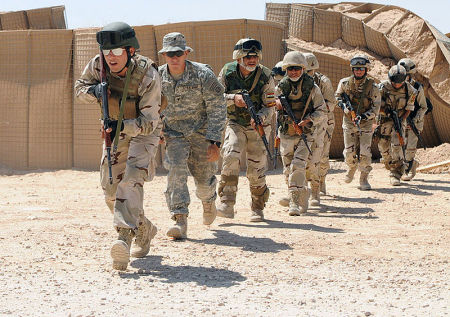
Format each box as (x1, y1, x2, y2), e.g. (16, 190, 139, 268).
(113, 66, 132, 152)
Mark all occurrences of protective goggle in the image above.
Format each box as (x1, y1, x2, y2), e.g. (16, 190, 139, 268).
(165, 51, 185, 58)
(287, 66, 303, 71)
(102, 48, 125, 56)
(389, 73, 407, 84)
(96, 30, 135, 47)
(399, 62, 416, 72)
(350, 57, 369, 66)
(271, 67, 285, 76)
(234, 39, 262, 52)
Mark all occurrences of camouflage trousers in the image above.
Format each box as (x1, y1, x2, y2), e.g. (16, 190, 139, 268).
(319, 119, 335, 178)
(220, 122, 268, 188)
(404, 119, 424, 161)
(342, 117, 374, 173)
(164, 129, 217, 219)
(306, 120, 327, 189)
(100, 132, 159, 230)
(280, 131, 314, 192)
(377, 120, 406, 176)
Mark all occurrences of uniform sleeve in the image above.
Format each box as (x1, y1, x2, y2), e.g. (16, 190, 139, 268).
(405, 84, 418, 112)
(257, 76, 276, 123)
(320, 76, 337, 112)
(218, 67, 236, 108)
(335, 79, 345, 103)
(202, 67, 227, 142)
(308, 85, 327, 126)
(74, 55, 101, 104)
(122, 66, 161, 137)
(414, 86, 428, 122)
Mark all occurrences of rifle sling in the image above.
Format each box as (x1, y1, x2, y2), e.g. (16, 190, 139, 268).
(113, 66, 132, 151)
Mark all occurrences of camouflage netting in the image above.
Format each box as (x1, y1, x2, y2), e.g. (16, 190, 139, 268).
(0, 6, 66, 30)
(266, 2, 450, 158)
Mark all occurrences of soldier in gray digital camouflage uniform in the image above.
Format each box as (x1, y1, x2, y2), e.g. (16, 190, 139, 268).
(158, 32, 226, 240)
(75, 22, 161, 270)
(398, 58, 429, 181)
(216, 38, 276, 222)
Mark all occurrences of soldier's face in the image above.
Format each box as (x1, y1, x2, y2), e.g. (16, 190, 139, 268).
(352, 67, 366, 79)
(242, 55, 259, 68)
(392, 82, 404, 89)
(104, 47, 131, 73)
(287, 67, 303, 79)
(163, 50, 188, 69)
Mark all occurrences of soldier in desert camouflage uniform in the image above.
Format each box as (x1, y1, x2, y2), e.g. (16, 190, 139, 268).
(378, 65, 417, 186)
(398, 58, 429, 181)
(275, 51, 327, 216)
(216, 38, 276, 222)
(75, 22, 161, 270)
(158, 32, 226, 240)
(336, 54, 380, 191)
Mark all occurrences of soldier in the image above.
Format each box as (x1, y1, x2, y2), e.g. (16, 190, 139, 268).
(378, 65, 417, 186)
(271, 61, 285, 84)
(398, 58, 428, 181)
(158, 32, 226, 240)
(336, 54, 380, 190)
(216, 38, 276, 222)
(275, 51, 326, 216)
(75, 22, 161, 270)
(271, 61, 285, 170)
(304, 52, 335, 204)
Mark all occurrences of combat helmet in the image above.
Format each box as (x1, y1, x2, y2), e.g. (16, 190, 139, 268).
(282, 51, 307, 71)
(233, 38, 262, 60)
(398, 58, 417, 74)
(304, 52, 319, 71)
(349, 54, 371, 69)
(96, 22, 140, 50)
(271, 61, 285, 80)
(388, 65, 407, 84)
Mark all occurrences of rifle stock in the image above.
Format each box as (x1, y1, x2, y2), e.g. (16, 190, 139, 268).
(407, 116, 426, 150)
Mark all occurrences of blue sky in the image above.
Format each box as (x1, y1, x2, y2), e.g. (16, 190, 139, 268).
(2, 0, 449, 34)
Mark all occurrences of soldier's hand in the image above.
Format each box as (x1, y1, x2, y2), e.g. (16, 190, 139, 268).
(275, 99, 283, 111)
(250, 117, 264, 130)
(106, 120, 124, 142)
(234, 94, 247, 108)
(298, 118, 311, 127)
(207, 143, 220, 162)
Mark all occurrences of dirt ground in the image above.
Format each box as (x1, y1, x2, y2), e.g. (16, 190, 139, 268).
(0, 161, 448, 316)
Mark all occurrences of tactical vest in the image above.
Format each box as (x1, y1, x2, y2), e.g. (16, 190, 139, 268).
(106, 55, 155, 120)
(223, 61, 270, 126)
(343, 76, 374, 116)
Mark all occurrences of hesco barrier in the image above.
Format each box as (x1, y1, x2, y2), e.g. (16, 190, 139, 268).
(0, 6, 66, 30)
(266, 2, 449, 158)
(0, 19, 284, 170)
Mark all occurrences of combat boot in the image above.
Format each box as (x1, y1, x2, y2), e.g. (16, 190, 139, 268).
(299, 187, 310, 215)
(217, 175, 238, 219)
(111, 227, 135, 271)
(278, 196, 290, 207)
(288, 191, 301, 216)
(202, 201, 217, 225)
(166, 214, 187, 240)
(319, 176, 326, 195)
(389, 174, 401, 186)
(310, 185, 320, 206)
(344, 167, 357, 183)
(131, 216, 157, 258)
(402, 160, 419, 181)
(217, 201, 235, 219)
(250, 185, 269, 222)
(359, 172, 371, 191)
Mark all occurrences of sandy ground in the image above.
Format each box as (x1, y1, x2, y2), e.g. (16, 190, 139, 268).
(0, 162, 449, 316)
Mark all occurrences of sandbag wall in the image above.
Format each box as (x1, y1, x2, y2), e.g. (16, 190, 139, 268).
(266, 2, 449, 158)
(0, 6, 66, 30)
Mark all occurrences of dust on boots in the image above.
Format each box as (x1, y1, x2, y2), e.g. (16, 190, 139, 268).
(166, 214, 188, 240)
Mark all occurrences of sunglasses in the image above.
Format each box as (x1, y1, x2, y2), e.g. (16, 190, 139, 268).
(287, 66, 302, 71)
(352, 67, 366, 71)
(102, 48, 125, 56)
(165, 51, 185, 58)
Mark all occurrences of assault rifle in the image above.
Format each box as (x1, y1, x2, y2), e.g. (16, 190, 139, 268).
(406, 116, 426, 150)
(240, 91, 274, 166)
(278, 95, 312, 155)
(99, 51, 113, 184)
(386, 108, 406, 161)
(273, 114, 280, 169)
(339, 92, 362, 135)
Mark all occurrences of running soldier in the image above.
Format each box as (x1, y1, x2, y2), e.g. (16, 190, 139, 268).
(275, 51, 326, 216)
(158, 32, 226, 240)
(336, 54, 380, 190)
(75, 22, 161, 270)
(398, 58, 429, 181)
(378, 65, 417, 186)
(216, 38, 276, 222)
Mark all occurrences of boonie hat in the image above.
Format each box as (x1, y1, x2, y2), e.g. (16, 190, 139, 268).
(159, 32, 193, 54)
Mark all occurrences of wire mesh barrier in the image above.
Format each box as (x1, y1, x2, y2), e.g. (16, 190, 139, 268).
(0, 6, 66, 30)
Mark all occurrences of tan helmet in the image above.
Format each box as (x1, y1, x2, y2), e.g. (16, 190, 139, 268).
(350, 54, 371, 69)
(232, 38, 262, 60)
(304, 52, 319, 71)
(398, 58, 417, 74)
(388, 65, 407, 83)
(282, 51, 307, 71)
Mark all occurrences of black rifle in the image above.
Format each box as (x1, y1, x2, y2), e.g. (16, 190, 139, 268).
(278, 95, 312, 155)
(99, 51, 113, 184)
(406, 116, 426, 150)
(386, 108, 406, 161)
(240, 91, 274, 166)
(339, 92, 362, 135)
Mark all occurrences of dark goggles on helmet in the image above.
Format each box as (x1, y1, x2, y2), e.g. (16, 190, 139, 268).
(399, 61, 416, 72)
(96, 30, 136, 47)
(389, 73, 407, 84)
(350, 57, 369, 66)
(234, 39, 262, 52)
(271, 67, 285, 77)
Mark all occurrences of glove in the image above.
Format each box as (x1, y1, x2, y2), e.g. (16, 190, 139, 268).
(88, 83, 103, 99)
(356, 113, 368, 122)
(107, 120, 124, 142)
